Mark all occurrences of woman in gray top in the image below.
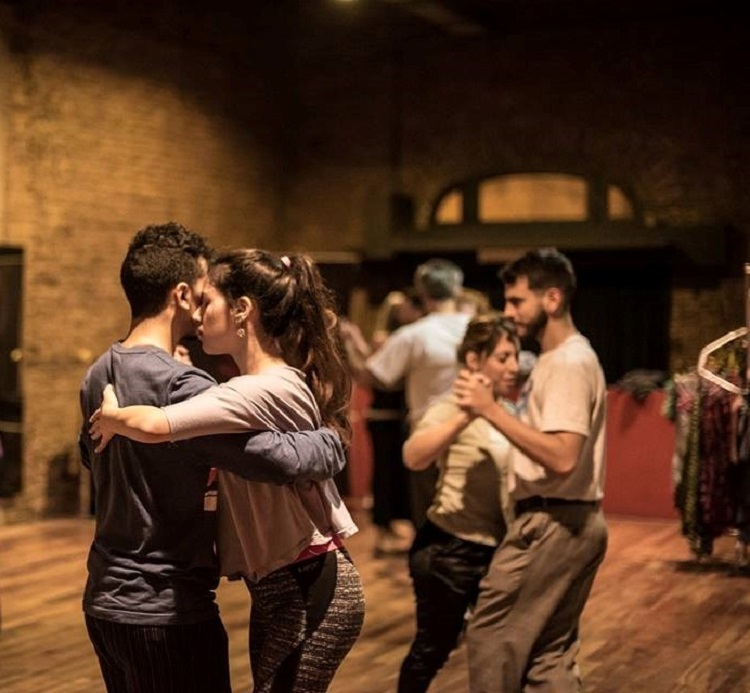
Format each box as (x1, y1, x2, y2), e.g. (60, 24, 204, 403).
(397, 314, 520, 693)
(91, 249, 364, 693)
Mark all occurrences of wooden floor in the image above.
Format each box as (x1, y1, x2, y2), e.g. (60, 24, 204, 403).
(1, 510, 750, 692)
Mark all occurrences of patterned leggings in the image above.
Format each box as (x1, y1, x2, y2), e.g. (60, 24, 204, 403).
(245, 548, 365, 692)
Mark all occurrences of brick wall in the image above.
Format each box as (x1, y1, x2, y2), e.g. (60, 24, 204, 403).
(0, 2, 289, 521)
(0, 3, 748, 521)
(288, 13, 750, 245)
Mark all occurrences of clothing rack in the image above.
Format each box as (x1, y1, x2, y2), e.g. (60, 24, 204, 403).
(739, 263, 750, 566)
(671, 265, 750, 563)
(711, 264, 750, 565)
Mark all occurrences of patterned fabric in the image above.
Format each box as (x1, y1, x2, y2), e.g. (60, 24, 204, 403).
(245, 549, 365, 693)
(675, 381, 709, 555)
(735, 405, 750, 542)
(665, 371, 698, 488)
(675, 378, 742, 557)
(699, 383, 738, 536)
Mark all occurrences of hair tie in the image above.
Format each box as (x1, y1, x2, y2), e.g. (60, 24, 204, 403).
(280, 255, 291, 268)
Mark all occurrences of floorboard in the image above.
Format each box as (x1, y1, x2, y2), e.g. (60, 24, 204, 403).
(1, 510, 749, 692)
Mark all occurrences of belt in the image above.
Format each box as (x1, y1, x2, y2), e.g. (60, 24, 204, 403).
(514, 496, 599, 515)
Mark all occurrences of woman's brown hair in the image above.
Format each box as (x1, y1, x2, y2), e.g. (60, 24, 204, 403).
(457, 312, 519, 366)
(210, 249, 352, 448)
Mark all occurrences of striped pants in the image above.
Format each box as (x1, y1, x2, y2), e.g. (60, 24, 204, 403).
(85, 613, 231, 693)
(246, 548, 365, 692)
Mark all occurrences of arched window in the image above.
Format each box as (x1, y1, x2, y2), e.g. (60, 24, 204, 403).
(433, 172, 636, 225)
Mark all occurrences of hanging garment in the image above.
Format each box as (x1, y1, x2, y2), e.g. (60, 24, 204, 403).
(675, 329, 747, 557)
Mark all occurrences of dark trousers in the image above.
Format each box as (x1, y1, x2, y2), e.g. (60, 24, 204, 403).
(85, 614, 231, 693)
(398, 521, 496, 693)
(409, 467, 439, 530)
(368, 419, 411, 528)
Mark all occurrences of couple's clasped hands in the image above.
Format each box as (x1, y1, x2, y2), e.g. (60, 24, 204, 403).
(89, 384, 121, 453)
(454, 368, 495, 417)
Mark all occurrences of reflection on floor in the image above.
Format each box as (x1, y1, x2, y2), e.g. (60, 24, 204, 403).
(1, 510, 750, 692)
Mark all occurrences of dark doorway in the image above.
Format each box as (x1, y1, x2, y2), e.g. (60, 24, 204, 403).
(319, 247, 672, 384)
(565, 249, 672, 383)
(0, 248, 23, 497)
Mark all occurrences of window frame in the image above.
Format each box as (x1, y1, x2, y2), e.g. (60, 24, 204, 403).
(386, 171, 724, 266)
(429, 171, 641, 227)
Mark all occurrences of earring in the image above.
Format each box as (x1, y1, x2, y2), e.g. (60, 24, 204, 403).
(236, 327, 246, 339)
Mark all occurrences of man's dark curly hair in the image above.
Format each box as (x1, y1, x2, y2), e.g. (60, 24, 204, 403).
(120, 222, 213, 319)
(500, 247, 577, 309)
